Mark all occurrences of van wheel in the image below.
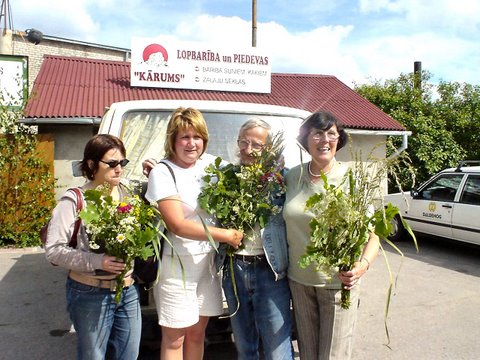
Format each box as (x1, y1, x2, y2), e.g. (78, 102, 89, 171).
(388, 214, 406, 242)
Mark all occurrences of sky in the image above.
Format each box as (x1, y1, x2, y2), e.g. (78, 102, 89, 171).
(8, 0, 480, 88)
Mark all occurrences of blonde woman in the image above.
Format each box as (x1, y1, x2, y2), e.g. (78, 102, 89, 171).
(145, 107, 243, 360)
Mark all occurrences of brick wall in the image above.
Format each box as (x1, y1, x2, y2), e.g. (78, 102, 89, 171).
(3, 31, 132, 198)
(11, 31, 131, 91)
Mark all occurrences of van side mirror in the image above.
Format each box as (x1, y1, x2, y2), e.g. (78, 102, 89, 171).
(411, 189, 420, 199)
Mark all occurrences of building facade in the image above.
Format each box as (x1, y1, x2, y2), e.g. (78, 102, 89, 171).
(1, 30, 408, 198)
(1, 29, 131, 92)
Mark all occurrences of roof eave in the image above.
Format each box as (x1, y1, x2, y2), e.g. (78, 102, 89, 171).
(346, 129, 411, 136)
(21, 117, 101, 125)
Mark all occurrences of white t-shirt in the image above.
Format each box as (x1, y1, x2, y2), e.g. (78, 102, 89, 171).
(145, 154, 218, 255)
(236, 224, 265, 256)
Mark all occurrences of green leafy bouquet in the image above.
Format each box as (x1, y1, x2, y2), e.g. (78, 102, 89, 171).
(299, 149, 417, 313)
(198, 132, 286, 251)
(80, 185, 162, 303)
(198, 133, 286, 316)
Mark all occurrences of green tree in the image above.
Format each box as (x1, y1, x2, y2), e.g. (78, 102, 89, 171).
(355, 72, 467, 191)
(435, 81, 480, 161)
(0, 102, 56, 247)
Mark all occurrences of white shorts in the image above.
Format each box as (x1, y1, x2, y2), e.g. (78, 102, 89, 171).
(153, 251, 223, 328)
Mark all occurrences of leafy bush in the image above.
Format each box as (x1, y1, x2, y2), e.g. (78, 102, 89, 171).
(0, 103, 56, 247)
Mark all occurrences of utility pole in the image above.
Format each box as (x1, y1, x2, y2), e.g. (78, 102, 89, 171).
(252, 0, 257, 47)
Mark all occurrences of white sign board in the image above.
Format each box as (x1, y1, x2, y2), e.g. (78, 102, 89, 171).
(131, 37, 271, 93)
(0, 55, 28, 109)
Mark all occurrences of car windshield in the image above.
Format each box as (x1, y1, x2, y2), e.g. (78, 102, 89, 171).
(119, 110, 306, 180)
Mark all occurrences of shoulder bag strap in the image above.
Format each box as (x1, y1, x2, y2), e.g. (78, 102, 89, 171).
(68, 187, 83, 248)
(158, 161, 177, 190)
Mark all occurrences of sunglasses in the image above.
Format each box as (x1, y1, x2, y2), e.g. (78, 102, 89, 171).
(99, 159, 130, 168)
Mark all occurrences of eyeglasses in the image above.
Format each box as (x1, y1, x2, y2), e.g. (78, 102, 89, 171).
(99, 159, 130, 168)
(237, 139, 265, 151)
(310, 130, 339, 142)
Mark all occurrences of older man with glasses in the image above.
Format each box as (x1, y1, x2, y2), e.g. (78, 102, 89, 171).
(217, 118, 294, 360)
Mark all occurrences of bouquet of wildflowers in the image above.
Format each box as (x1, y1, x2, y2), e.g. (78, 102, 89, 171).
(198, 132, 286, 253)
(299, 147, 417, 313)
(80, 184, 163, 303)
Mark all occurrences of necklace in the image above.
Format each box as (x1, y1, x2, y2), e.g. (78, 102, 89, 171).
(308, 160, 335, 177)
(308, 162, 321, 177)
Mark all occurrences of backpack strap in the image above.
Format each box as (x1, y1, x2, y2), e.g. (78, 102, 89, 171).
(68, 187, 83, 248)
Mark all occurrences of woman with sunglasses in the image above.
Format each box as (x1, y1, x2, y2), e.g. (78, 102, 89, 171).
(44, 134, 141, 360)
(283, 111, 380, 360)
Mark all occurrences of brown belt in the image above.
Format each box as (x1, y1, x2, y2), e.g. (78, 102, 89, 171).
(69, 271, 134, 291)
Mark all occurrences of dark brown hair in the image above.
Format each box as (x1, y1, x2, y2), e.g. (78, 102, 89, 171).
(297, 111, 348, 152)
(80, 134, 126, 180)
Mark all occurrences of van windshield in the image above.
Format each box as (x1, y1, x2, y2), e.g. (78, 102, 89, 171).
(120, 110, 306, 180)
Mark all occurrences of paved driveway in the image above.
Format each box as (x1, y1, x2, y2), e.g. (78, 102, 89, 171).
(1, 237, 479, 360)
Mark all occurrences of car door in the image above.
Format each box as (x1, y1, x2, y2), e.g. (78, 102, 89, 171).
(406, 173, 465, 238)
(451, 174, 480, 245)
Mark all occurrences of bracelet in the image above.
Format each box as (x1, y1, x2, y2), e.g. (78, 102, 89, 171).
(360, 257, 370, 270)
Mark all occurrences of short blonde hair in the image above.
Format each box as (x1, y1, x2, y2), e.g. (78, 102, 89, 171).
(164, 107, 209, 159)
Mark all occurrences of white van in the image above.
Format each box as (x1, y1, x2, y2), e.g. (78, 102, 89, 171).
(98, 99, 310, 348)
(98, 99, 312, 179)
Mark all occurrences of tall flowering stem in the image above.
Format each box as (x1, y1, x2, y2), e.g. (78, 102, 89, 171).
(298, 145, 418, 342)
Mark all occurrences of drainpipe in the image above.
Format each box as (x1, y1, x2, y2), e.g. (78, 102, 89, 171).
(388, 132, 409, 159)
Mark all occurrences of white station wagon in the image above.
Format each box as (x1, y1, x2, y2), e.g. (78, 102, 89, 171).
(385, 161, 480, 245)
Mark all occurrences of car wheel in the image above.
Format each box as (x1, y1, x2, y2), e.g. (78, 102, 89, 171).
(388, 214, 406, 241)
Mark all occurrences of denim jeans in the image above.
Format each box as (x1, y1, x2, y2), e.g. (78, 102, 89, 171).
(66, 278, 141, 360)
(223, 256, 294, 360)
